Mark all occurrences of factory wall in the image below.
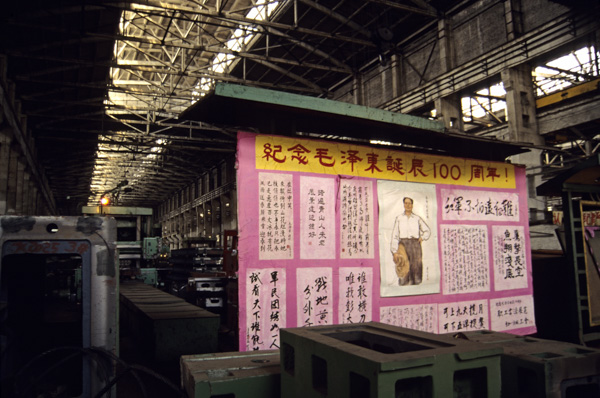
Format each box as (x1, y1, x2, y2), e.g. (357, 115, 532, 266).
(158, 154, 237, 249)
(331, 0, 576, 115)
(0, 57, 53, 216)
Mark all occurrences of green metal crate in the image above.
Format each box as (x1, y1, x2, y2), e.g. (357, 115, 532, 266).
(280, 322, 503, 398)
(181, 350, 280, 398)
(455, 330, 600, 397)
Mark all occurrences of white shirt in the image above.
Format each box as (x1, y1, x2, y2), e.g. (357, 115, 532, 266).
(390, 212, 431, 252)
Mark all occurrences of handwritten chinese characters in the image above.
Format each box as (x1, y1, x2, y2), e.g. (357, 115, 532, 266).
(340, 179, 374, 259)
(246, 268, 286, 351)
(439, 299, 488, 333)
(380, 304, 438, 333)
(258, 173, 294, 260)
(441, 189, 519, 222)
(493, 226, 527, 291)
(255, 135, 516, 189)
(441, 225, 490, 294)
(297, 268, 332, 327)
(490, 295, 535, 331)
(300, 177, 335, 259)
(339, 268, 372, 324)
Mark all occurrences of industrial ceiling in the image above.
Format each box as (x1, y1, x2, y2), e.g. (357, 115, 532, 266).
(0, 0, 597, 215)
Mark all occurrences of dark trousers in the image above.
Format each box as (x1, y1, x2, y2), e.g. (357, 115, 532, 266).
(398, 238, 422, 285)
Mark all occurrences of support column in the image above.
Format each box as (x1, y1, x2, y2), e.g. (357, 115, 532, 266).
(438, 18, 455, 72)
(27, 177, 36, 215)
(15, 155, 25, 214)
(434, 95, 464, 132)
(29, 183, 38, 215)
(501, 64, 542, 145)
(22, 171, 30, 215)
(435, 19, 463, 131)
(352, 74, 365, 106)
(504, 0, 523, 41)
(6, 144, 19, 214)
(502, 64, 545, 224)
(390, 54, 403, 98)
(0, 127, 11, 214)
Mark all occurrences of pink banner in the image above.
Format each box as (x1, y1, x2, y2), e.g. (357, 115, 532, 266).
(237, 131, 537, 350)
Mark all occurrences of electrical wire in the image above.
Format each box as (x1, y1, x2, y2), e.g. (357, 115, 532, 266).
(14, 346, 111, 398)
(11, 345, 186, 398)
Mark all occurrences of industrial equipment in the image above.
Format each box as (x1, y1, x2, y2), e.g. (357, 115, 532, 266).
(0, 216, 118, 398)
(120, 281, 219, 363)
(160, 232, 239, 337)
(280, 322, 503, 398)
(181, 350, 280, 398)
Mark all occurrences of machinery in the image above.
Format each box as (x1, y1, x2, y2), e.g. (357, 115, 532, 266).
(160, 231, 239, 337)
(0, 216, 119, 397)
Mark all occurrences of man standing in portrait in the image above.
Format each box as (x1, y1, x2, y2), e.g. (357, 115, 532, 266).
(390, 197, 431, 285)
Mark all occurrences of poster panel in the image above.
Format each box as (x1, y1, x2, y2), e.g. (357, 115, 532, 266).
(245, 268, 286, 351)
(490, 295, 536, 332)
(339, 179, 375, 259)
(378, 180, 440, 297)
(258, 172, 293, 260)
(438, 299, 489, 334)
(440, 224, 490, 295)
(380, 304, 438, 333)
(492, 225, 528, 291)
(297, 267, 333, 327)
(339, 267, 373, 324)
(300, 176, 336, 259)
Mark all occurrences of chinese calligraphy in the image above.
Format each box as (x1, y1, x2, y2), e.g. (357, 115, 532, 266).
(246, 268, 286, 351)
(300, 177, 335, 259)
(340, 179, 374, 259)
(490, 295, 535, 331)
(439, 300, 488, 333)
(259, 173, 294, 260)
(256, 135, 516, 189)
(297, 268, 332, 327)
(339, 268, 372, 324)
(493, 226, 527, 291)
(441, 225, 490, 294)
(441, 189, 519, 221)
(380, 304, 438, 333)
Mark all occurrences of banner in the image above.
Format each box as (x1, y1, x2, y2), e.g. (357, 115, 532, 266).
(237, 131, 535, 351)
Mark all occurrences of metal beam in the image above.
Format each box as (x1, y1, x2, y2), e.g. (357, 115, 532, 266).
(124, 0, 376, 47)
(384, 11, 600, 113)
(250, 58, 325, 92)
(297, 0, 372, 39)
(366, 0, 438, 17)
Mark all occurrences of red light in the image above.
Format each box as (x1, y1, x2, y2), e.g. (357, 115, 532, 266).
(100, 196, 110, 206)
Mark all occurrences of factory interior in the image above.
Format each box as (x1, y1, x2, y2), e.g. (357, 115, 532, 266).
(2, 0, 600, 397)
